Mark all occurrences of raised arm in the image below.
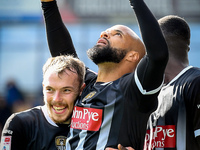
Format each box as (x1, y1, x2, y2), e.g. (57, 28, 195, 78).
(130, 0, 168, 92)
(41, 0, 78, 57)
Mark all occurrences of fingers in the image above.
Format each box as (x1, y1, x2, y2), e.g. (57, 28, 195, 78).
(41, 0, 54, 2)
(105, 147, 118, 150)
(118, 144, 135, 150)
(126, 147, 135, 150)
(118, 144, 127, 150)
(105, 144, 135, 150)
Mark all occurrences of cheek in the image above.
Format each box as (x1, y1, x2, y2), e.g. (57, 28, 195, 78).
(111, 41, 125, 49)
(66, 101, 75, 117)
(43, 93, 52, 104)
(66, 95, 77, 107)
(67, 99, 76, 109)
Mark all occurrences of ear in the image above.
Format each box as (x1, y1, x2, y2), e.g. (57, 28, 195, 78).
(42, 83, 44, 91)
(126, 51, 139, 62)
(79, 83, 86, 96)
(188, 45, 190, 52)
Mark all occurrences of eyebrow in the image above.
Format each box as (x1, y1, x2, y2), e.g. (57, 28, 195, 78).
(114, 29, 124, 35)
(45, 85, 73, 89)
(45, 86, 52, 88)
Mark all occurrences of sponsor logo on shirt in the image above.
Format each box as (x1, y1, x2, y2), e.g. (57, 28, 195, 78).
(55, 136, 67, 150)
(70, 106, 103, 131)
(144, 125, 176, 150)
(0, 136, 12, 150)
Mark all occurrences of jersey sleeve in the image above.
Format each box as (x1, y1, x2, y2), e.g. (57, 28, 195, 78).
(131, 0, 168, 93)
(188, 76, 200, 147)
(42, 1, 78, 57)
(42, 1, 97, 85)
(0, 114, 28, 150)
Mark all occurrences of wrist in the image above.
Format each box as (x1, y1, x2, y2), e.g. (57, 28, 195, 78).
(41, 0, 54, 2)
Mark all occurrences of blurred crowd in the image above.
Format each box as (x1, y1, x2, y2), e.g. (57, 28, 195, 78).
(0, 79, 44, 139)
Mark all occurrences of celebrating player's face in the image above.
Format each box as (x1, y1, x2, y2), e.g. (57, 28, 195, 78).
(87, 25, 139, 65)
(43, 69, 82, 124)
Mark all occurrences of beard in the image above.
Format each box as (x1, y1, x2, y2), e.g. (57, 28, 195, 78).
(87, 42, 128, 65)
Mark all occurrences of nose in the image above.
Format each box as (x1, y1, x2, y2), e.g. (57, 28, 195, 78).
(100, 31, 110, 38)
(53, 91, 62, 102)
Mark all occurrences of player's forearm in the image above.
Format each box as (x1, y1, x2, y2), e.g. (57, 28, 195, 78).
(130, 0, 168, 61)
(130, 0, 168, 91)
(42, 1, 77, 57)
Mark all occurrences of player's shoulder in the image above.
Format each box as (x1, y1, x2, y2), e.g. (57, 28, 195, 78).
(182, 67, 200, 92)
(186, 67, 200, 81)
(187, 66, 200, 74)
(11, 106, 43, 122)
(178, 66, 200, 82)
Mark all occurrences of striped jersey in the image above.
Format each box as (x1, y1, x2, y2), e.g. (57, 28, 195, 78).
(0, 106, 70, 150)
(65, 69, 160, 150)
(144, 66, 200, 150)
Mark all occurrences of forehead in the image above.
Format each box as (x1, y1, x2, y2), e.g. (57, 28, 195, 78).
(106, 25, 130, 33)
(43, 69, 79, 86)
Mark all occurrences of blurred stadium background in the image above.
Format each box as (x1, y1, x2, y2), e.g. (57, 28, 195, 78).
(0, 0, 199, 112)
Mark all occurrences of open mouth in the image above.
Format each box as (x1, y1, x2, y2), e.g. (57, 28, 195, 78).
(52, 106, 67, 114)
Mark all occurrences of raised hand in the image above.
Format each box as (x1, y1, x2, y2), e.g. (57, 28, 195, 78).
(129, 0, 143, 7)
(106, 144, 135, 150)
(41, 0, 54, 2)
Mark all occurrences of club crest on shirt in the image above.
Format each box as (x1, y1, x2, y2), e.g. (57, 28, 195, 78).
(55, 136, 67, 150)
(82, 91, 97, 102)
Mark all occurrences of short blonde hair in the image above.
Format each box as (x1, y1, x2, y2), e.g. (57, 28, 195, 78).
(43, 55, 85, 86)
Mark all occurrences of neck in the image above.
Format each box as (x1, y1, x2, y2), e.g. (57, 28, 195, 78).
(96, 63, 121, 82)
(164, 60, 188, 84)
(96, 62, 128, 82)
(96, 62, 135, 82)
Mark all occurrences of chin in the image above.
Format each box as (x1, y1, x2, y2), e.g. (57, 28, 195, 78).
(54, 119, 65, 124)
(52, 116, 65, 124)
